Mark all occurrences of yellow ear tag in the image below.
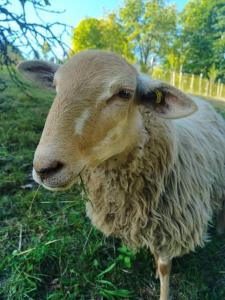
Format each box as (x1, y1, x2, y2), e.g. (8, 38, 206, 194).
(155, 89, 162, 104)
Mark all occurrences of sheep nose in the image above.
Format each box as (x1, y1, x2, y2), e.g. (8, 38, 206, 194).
(34, 161, 64, 179)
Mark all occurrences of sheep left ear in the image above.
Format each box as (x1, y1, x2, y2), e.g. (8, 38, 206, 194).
(136, 75, 198, 119)
(17, 60, 59, 90)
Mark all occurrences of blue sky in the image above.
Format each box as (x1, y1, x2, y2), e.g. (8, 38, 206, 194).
(11, 0, 189, 58)
(41, 0, 188, 27)
(37, 0, 189, 30)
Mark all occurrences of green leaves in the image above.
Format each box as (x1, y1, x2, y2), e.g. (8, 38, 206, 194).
(180, 0, 225, 80)
(117, 245, 136, 268)
(70, 0, 225, 81)
(119, 0, 177, 70)
(71, 1, 177, 69)
(71, 15, 134, 61)
(97, 262, 117, 278)
(94, 245, 136, 299)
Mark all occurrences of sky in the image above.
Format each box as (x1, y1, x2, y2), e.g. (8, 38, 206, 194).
(10, 0, 189, 58)
(38, 0, 189, 27)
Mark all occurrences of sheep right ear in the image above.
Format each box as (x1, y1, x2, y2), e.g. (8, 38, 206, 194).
(17, 60, 59, 90)
(136, 74, 198, 119)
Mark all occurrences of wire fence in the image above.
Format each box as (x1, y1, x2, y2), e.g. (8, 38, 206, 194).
(152, 68, 225, 100)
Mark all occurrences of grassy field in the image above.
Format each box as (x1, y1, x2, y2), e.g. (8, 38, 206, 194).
(0, 70, 225, 300)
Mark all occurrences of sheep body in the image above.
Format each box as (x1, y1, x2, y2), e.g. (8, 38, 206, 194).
(84, 97, 225, 260)
(19, 51, 225, 299)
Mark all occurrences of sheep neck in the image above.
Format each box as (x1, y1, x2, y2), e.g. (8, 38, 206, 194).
(82, 109, 175, 249)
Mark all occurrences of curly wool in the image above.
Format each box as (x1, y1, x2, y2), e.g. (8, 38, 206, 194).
(83, 97, 225, 260)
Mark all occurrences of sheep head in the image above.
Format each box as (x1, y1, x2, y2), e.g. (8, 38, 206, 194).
(18, 50, 197, 191)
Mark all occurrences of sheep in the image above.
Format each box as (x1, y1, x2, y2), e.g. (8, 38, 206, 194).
(18, 50, 225, 300)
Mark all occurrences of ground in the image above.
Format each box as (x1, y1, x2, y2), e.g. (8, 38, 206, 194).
(0, 70, 225, 300)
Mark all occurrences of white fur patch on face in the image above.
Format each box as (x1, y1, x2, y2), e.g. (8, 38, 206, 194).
(74, 109, 90, 135)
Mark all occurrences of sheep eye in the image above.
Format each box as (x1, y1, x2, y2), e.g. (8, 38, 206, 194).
(117, 89, 132, 100)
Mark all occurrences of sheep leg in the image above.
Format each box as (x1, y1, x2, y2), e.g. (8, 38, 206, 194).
(157, 257, 172, 300)
(153, 253, 159, 278)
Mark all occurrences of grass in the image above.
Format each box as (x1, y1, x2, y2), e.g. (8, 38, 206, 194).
(0, 69, 225, 300)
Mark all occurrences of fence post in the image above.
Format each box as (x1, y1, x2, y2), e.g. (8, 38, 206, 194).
(199, 73, 203, 95)
(178, 65, 182, 89)
(172, 71, 176, 86)
(219, 83, 224, 98)
(209, 80, 214, 96)
(205, 80, 209, 96)
(217, 79, 221, 98)
(178, 71, 183, 89)
(190, 74, 194, 93)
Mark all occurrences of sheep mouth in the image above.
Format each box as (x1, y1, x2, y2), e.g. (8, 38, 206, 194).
(32, 168, 77, 191)
(42, 179, 76, 191)
(41, 167, 86, 192)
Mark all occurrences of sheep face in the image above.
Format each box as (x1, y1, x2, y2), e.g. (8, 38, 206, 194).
(18, 50, 197, 191)
(22, 51, 141, 190)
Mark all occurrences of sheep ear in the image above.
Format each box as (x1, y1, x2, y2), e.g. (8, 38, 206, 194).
(17, 60, 59, 90)
(136, 75, 198, 119)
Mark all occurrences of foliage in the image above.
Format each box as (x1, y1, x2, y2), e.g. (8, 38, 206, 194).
(71, 0, 177, 71)
(162, 32, 187, 73)
(180, 0, 225, 81)
(71, 14, 134, 60)
(208, 63, 219, 83)
(119, 0, 177, 71)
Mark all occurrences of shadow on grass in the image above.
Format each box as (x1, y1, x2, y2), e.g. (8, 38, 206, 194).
(172, 226, 225, 300)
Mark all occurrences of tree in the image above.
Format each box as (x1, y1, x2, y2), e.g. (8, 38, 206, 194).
(71, 14, 134, 61)
(163, 35, 186, 73)
(119, 0, 177, 71)
(72, 18, 103, 52)
(71, 0, 178, 72)
(180, 0, 225, 81)
(208, 63, 219, 83)
(0, 0, 69, 82)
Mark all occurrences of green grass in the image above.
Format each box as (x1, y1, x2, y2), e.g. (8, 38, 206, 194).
(0, 70, 225, 300)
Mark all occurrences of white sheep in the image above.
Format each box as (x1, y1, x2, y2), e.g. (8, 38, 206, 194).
(18, 50, 225, 300)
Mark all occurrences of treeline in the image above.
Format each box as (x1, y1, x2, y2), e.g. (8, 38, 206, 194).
(71, 0, 225, 83)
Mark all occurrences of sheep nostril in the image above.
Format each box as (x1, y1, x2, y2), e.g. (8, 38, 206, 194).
(35, 161, 64, 178)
